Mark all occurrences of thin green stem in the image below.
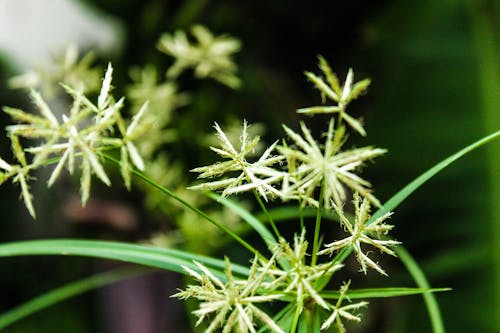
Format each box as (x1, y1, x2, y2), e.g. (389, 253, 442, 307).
(253, 191, 281, 239)
(311, 180, 325, 266)
(290, 297, 303, 333)
(101, 153, 265, 261)
(299, 204, 304, 230)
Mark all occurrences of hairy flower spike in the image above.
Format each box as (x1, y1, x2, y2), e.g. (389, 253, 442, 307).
(278, 118, 385, 208)
(319, 193, 401, 275)
(0, 155, 36, 218)
(321, 280, 369, 332)
(189, 121, 285, 200)
(127, 65, 189, 126)
(1, 63, 148, 216)
(173, 256, 284, 333)
(266, 232, 343, 310)
(157, 25, 241, 88)
(298, 56, 371, 136)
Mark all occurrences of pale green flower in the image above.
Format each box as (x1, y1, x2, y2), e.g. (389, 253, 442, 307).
(20, 65, 122, 196)
(158, 25, 241, 88)
(321, 280, 368, 332)
(266, 232, 343, 310)
(0, 137, 36, 218)
(127, 65, 189, 125)
(278, 119, 386, 208)
(298, 56, 371, 136)
(173, 257, 284, 333)
(319, 193, 400, 275)
(126, 65, 189, 158)
(203, 118, 267, 157)
(1, 63, 148, 213)
(190, 121, 285, 201)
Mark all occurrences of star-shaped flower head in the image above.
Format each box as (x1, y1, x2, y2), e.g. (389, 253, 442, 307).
(298, 56, 371, 136)
(158, 25, 241, 88)
(126, 67, 189, 162)
(2, 64, 148, 213)
(189, 120, 285, 201)
(278, 118, 386, 208)
(319, 192, 401, 275)
(173, 256, 284, 333)
(265, 232, 343, 310)
(321, 280, 369, 332)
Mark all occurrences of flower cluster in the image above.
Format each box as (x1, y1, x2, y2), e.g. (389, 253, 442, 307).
(278, 119, 385, 208)
(266, 232, 344, 310)
(157, 25, 241, 88)
(185, 57, 400, 332)
(319, 192, 401, 275)
(190, 65, 384, 209)
(297, 55, 371, 136)
(189, 120, 285, 201)
(175, 232, 370, 332)
(174, 257, 284, 333)
(0, 37, 402, 332)
(0, 64, 148, 217)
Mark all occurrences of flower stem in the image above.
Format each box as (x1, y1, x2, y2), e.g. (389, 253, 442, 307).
(299, 204, 304, 230)
(290, 297, 303, 333)
(311, 180, 325, 266)
(253, 191, 282, 239)
(101, 153, 265, 260)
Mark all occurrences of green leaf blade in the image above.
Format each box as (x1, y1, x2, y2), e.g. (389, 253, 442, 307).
(321, 286, 451, 300)
(0, 267, 150, 330)
(0, 239, 250, 278)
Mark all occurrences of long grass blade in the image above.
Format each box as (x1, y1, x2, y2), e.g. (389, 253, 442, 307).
(395, 246, 446, 333)
(368, 130, 499, 224)
(0, 267, 151, 330)
(367, 131, 499, 333)
(321, 286, 450, 300)
(0, 239, 250, 278)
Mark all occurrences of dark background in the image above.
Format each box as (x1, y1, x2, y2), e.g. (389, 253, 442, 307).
(0, 0, 498, 332)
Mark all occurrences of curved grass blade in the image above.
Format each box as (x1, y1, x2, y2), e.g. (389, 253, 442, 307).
(396, 246, 446, 333)
(368, 131, 499, 333)
(368, 130, 499, 224)
(0, 267, 151, 330)
(0, 239, 250, 278)
(321, 286, 450, 300)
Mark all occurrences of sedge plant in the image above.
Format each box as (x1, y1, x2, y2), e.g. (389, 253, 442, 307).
(0, 25, 497, 333)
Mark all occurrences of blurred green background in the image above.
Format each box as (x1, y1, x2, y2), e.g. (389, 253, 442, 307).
(0, 0, 498, 332)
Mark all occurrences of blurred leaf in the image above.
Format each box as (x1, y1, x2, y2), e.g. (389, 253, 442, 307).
(0, 267, 151, 330)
